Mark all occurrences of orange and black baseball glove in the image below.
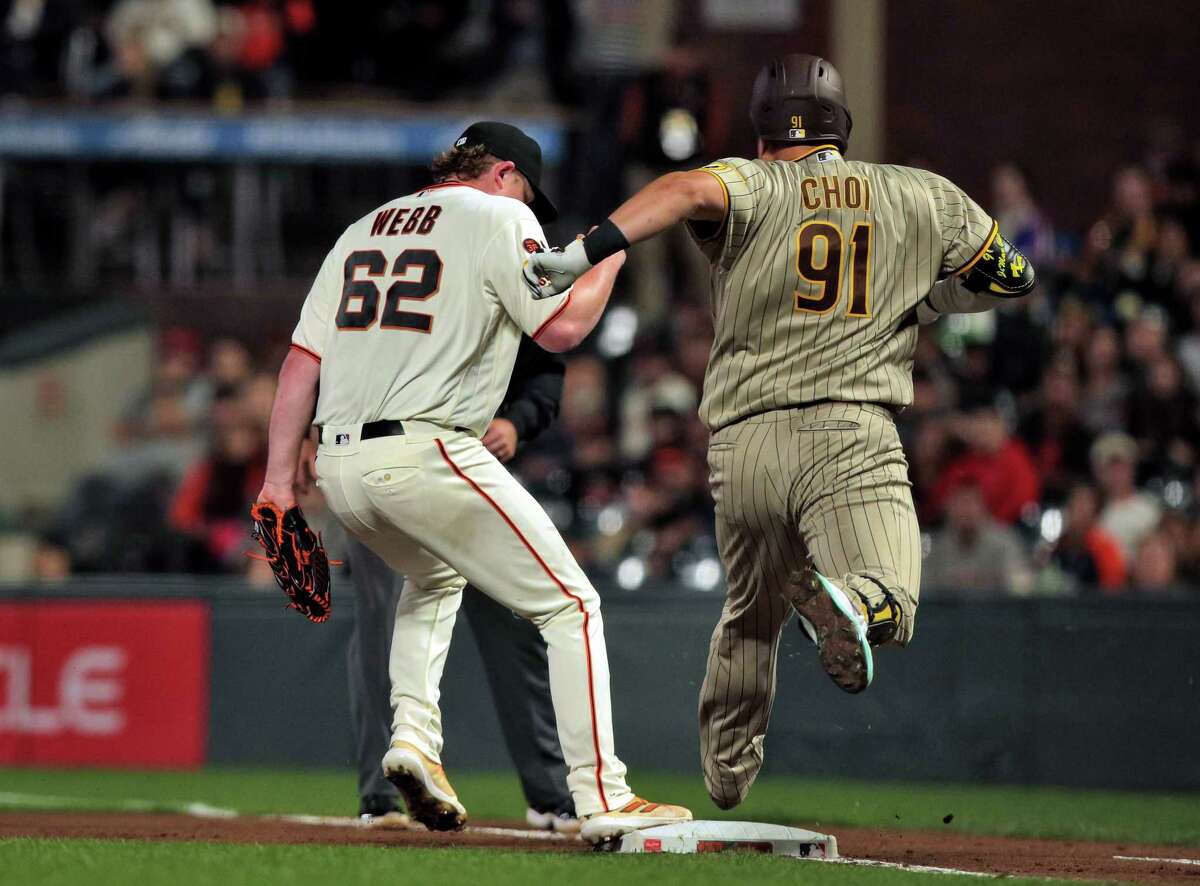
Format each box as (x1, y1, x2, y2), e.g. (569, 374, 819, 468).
(250, 502, 331, 623)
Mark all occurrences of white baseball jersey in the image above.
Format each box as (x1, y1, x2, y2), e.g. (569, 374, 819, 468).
(291, 182, 571, 434)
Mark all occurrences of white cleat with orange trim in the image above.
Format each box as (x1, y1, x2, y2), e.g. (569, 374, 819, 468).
(580, 797, 693, 845)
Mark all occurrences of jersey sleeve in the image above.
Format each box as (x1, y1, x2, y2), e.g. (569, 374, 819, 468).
(922, 172, 999, 277)
(482, 210, 573, 340)
(291, 246, 342, 362)
(686, 157, 767, 269)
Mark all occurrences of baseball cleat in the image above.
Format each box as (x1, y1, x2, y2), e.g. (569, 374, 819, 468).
(580, 797, 692, 845)
(382, 741, 467, 832)
(357, 794, 411, 828)
(358, 810, 413, 829)
(526, 806, 581, 835)
(792, 568, 873, 694)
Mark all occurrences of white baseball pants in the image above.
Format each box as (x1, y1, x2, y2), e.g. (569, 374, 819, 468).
(315, 421, 634, 817)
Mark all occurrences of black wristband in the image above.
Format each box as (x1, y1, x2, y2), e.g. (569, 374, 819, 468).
(582, 218, 630, 265)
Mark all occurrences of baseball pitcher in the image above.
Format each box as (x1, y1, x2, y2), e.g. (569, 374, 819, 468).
(525, 56, 1036, 810)
(256, 121, 689, 843)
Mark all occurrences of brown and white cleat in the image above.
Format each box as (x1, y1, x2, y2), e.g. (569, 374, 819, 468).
(382, 741, 467, 832)
(791, 568, 874, 694)
(580, 797, 693, 845)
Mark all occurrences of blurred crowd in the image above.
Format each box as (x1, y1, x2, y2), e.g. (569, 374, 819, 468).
(0, 1, 690, 112)
(35, 329, 284, 581)
(910, 148, 1200, 599)
(31, 132, 1200, 600)
(8, 2, 1200, 598)
(1, 0, 316, 104)
(0, 1, 718, 291)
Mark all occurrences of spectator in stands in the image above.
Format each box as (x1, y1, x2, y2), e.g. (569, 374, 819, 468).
(1131, 530, 1183, 596)
(168, 384, 266, 570)
(1051, 297, 1093, 356)
(1128, 354, 1199, 479)
(1081, 165, 1158, 302)
(203, 336, 253, 400)
(1178, 515, 1200, 587)
(1091, 431, 1161, 561)
(923, 481, 1033, 597)
(1040, 483, 1126, 594)
(633, 440, 712, 582)
(909, 418, 950, 524)
(118, 327, 208, 438)
(1078, 326, 1130, 434)
(618, 345, 696, 461)
(1176, 285, 1200, 394)
(102, 0, 219, 100)
(991, 161, 1057, 269)
(0, 0, 77, 97)
(932, 392, 1040, 525)
(1124, 306, 1170, 373)
(239, 370, 277, 433)
(1019, 358, 1092, 502)
(1146, 215, 1194, 328)
(210, 0, 314, 102)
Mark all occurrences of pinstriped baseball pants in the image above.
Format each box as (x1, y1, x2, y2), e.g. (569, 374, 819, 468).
(700, 403, 921, 809)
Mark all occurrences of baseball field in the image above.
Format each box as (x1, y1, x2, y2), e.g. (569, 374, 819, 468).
(1, 767, 1197, 885)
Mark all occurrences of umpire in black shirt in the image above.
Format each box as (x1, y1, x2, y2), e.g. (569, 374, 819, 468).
(347, 338, 575, 830)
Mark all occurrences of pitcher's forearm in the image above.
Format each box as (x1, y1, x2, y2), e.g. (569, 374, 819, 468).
(565, 253, 624, 333)
(534, 252, 625, 352)
(262, 349, 321, 496)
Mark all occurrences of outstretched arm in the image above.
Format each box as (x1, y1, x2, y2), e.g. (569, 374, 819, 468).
(607, 170, 727, 244)
(258, 348, 320, 509)
(524, 170, 725, 299)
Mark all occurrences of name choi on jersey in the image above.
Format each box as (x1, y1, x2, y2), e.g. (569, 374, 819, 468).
(800, 175, 871, 212)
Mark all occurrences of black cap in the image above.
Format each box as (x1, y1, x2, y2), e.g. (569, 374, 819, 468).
(453, 121, 558, 223)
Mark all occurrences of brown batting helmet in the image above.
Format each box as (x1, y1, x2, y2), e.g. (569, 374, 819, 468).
(750, 54, 853, 152)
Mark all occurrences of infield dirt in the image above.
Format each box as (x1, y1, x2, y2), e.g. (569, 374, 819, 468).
(2, 812, 1199, 883)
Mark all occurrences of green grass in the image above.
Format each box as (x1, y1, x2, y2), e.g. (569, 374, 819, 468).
(0, 838, 1114, 886)
(0, 768, 1194, 885)
(2, 767, 1198, 846)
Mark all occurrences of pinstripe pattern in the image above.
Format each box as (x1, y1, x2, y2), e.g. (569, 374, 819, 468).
(694, 152, 994, 432)
(690, 150, 989, 809)
(699, 403, 921, 808)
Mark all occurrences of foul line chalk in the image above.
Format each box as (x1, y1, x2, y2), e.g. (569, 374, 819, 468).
(0, 791, 236, 818)
(468, 826, 567, 841)
(830, 858, 992, 878)
(1114, 855, 1200, 866)
(0, 793, 572, 841)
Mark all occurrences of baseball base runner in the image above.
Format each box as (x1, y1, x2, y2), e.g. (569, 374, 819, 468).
(524, 54, 1036, 811)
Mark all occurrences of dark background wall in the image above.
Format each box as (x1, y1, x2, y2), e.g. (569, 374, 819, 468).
(887, 0, 1200, 229)
(194, 587, 1200, 791)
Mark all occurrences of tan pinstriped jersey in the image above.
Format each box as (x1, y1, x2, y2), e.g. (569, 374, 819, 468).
(689, 146, 997, 431)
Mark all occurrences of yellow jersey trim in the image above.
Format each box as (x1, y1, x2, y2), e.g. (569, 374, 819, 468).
(691, 167, 731, 242)
(950, 220, 1000, 277)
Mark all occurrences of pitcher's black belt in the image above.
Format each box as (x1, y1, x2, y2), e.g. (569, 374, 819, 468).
(318, 420, 471, 444)
(359, 419, 406, 440)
